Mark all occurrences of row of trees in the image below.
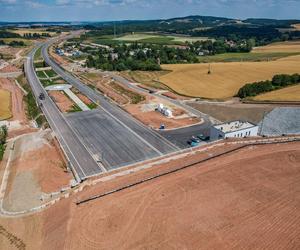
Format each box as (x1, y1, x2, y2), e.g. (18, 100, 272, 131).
(0, 125, 8, 161)
(86, 54, 160, 71)
(237, 73, 300, 98)
(23, 33, 50, 39)
(0, 39, 25, 47)
(0, 30, 50, 39)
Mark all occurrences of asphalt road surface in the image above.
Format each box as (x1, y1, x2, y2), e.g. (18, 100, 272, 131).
(41, 37, 179, 168)
(159, 122, 212, 148)
(66, 110, 161, 170)
(25, 46, 104, 181)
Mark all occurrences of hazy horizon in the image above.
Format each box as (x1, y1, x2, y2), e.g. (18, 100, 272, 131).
(0, 0, 300, 22)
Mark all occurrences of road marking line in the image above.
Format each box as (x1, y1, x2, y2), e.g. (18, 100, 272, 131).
(40, 47, 107, 173)
(27, 51, 87, 180)
(43, 44, 166, 156)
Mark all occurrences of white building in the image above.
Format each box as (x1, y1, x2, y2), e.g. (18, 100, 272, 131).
(210, 120, 259, 140)
(157, 104, 173, 117)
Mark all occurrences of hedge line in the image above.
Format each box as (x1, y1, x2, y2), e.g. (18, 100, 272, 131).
(237, 73, 300, 98)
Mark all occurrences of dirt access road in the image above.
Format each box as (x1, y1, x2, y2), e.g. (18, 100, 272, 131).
(0, 140, 299, 249)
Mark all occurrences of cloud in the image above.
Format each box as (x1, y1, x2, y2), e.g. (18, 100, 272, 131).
(1, 0, 300, 21)
(25, 1, 45, 8)
(0, 0, 17, 4)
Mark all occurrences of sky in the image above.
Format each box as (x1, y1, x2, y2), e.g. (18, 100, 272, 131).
(0, 0, 300, 22)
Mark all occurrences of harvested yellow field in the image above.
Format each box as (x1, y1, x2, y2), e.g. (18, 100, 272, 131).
(292, 24, 300, 30)
(253, 84, 300, 101)
(253, 41, 300, 53)
(0, 89, 12, 120)
(160, 57, 300, 99)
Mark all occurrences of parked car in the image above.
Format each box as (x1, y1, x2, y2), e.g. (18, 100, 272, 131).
(197, 133, 210, 141)
(191, 136, 200, 143)
(188, 139, 199, 147)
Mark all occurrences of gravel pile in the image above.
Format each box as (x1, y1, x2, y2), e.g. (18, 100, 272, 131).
(259, 107, 300, 136)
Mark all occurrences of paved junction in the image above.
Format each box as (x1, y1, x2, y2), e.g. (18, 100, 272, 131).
(38, 36, 179, 177)
(66, 109, 172, 170)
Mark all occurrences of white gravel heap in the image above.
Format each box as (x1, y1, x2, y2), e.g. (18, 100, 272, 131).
(259, 107, 300, 136)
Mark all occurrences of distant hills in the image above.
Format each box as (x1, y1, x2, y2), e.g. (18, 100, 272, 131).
(1, 15, 300, 28)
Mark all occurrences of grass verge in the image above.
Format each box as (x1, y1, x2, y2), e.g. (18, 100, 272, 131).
(110, 81, 145, 104)
(68, 104, 82, 113)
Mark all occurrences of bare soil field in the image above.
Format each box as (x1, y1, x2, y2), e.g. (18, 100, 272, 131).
(0, 65, 19, 73)
(49, 49, 69, 66)
(48, 90, 74, 113)
(0, 47, 24, 62)
(80, 73, 130, 105)
(162, 91, 192, 100)
(0, 141, 299, 249)
(71, 87, 93, 105)
(253, 84, 300, 102)
(0, 89, 11, 120)
(66, 141, 300, 250)
(252, 40, 300, 53)
(3, 130, 71, 212)
(0, 78, 26, 122)
(160, 55, 300, 99)
(126, 104, 200, 129)
(125, 94, 200, 129)
(189, 102, 274, 124)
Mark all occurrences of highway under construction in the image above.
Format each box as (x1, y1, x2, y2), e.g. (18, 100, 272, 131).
(25, 35, 179, 181)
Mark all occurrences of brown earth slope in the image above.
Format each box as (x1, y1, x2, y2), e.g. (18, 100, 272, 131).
(0, 141, 299, 249)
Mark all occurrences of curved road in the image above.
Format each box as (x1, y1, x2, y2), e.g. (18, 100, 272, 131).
(25, 46, 104, 182)
(41, 38, 178, 154)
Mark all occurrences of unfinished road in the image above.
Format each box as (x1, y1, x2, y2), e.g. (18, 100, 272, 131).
(25, 46, 104, 181)
(41, 37, 178, 170)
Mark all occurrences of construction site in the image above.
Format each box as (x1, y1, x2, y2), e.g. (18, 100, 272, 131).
(0, 22, 300, 250)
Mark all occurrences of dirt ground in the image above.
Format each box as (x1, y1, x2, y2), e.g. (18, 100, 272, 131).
(49, 49, 69, 66)
(120, 70, 170, 90)
(189, 101, 275, 124)
(3, 130, 71, 212)
(80, 73, 130, 105)
(0, 47, 22, 62)
(126, 105, 200, 129)
(48, 90, 74, 113)
(0, 65, 20, 73)
(67, 141, 300, 250)
(162, 91, 192, 100)
(77, 93, 92, 105)
(0, 141, 299, 249)
(0, 78, 26, 122)
(71, 88, 93, 105)
(125, 94, 201, 129)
